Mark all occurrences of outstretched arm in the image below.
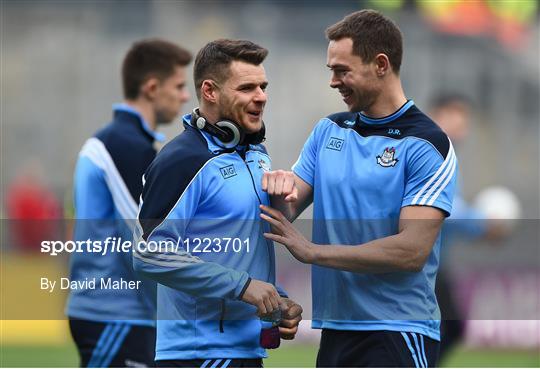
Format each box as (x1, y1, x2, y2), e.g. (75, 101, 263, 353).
(261, 205, 445, 273)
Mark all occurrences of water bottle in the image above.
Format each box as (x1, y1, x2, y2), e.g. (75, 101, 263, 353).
(260, 309, 281, 349)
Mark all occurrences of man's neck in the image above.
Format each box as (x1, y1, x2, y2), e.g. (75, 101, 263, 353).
(198, 105, 220, 125)
(124, 99, 156, 130)
(362, 78, 407, 118)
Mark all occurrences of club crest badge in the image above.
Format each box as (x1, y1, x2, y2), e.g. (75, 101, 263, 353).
(376, 147, 399, 167)
(258, 159, 270, 172)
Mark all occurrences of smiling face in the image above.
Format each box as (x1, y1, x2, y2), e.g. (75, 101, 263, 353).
(214, 61, 268, 134)
(327, 38, 381, 113)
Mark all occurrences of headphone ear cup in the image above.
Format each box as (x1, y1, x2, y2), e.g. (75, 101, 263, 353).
(216, 120, 244, 148)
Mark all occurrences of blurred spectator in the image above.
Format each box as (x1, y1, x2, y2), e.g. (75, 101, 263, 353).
(5, 160, 62, 252)
(417, 0, 538, 50)
(430, 94, 511, 361)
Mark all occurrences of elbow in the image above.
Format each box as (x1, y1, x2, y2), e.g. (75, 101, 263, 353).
(133, 262, 159, 284)
(132, 256, 152, 277)
(132, 260, 143, 274)
(390, 232, 433, 272)
(404, 261, 425, 273)
(400, 248, 430, 273)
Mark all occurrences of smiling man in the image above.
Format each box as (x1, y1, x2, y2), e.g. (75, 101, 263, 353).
(261, 10, 457, 367)
(133, 39, 302, 368)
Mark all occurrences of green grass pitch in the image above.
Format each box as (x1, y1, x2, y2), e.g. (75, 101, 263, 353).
(1, 342, 538, 367)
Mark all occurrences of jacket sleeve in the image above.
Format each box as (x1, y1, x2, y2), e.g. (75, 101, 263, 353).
(133, 154, 250, 300)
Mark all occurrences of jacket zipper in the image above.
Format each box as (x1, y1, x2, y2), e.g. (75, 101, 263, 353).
(218, 151, 269, 333)
(244, 152, 274, 283)
(243, 156, 262, 204)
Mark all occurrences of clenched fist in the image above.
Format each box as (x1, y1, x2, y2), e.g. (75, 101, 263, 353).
(240, 279, 281, 316)
(262, 170, 298, 202)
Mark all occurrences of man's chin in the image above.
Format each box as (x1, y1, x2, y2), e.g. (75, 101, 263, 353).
(347, 102, 366, 113)
(344, 101, 358, 112)
(243, 120, 263, 133)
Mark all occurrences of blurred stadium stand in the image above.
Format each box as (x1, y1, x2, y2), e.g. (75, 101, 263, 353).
(1, 0, 539, 351)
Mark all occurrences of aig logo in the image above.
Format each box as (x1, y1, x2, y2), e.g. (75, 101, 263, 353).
(326, 137, 344, 151)
(220, 164, 237, 179)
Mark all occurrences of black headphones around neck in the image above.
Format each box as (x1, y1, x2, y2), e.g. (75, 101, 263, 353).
(191, 108, 265, 149)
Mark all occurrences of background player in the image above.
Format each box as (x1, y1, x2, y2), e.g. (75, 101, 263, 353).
(429, 93, 514, 361)
(66, 39, 191, 367)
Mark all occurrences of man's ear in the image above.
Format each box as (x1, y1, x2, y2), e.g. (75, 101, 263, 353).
(201, 80, 218, 103)
(374, 53, 390, 77)
(140, 77, 160, 99)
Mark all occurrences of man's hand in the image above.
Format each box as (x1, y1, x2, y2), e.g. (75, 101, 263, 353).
(240, 279, 281, 316)
(260, 204, 316, 264)
(278, 297, 303, 340)
(262, 170, 298, 203)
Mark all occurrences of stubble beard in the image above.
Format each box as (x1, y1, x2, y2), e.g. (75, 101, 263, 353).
(351, 88, 379, 114)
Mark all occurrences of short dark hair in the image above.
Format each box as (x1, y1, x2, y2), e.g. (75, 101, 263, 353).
(193, 39, 268, 99)
(430, 93, 473, 110)
(326, 9, 403, 73)
(122, 39, 192, 100)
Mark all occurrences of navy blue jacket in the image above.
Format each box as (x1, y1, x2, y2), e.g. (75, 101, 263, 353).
(66, 104, 161, 324)
(134, 114, 279, 360)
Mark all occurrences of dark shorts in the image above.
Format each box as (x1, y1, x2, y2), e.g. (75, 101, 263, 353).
(316, 329, 440, 368)
(156, 358, 263, 368)
(69, 319, 156, 367)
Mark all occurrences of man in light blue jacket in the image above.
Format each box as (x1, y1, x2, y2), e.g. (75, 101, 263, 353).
(134, 39, 302, 368)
